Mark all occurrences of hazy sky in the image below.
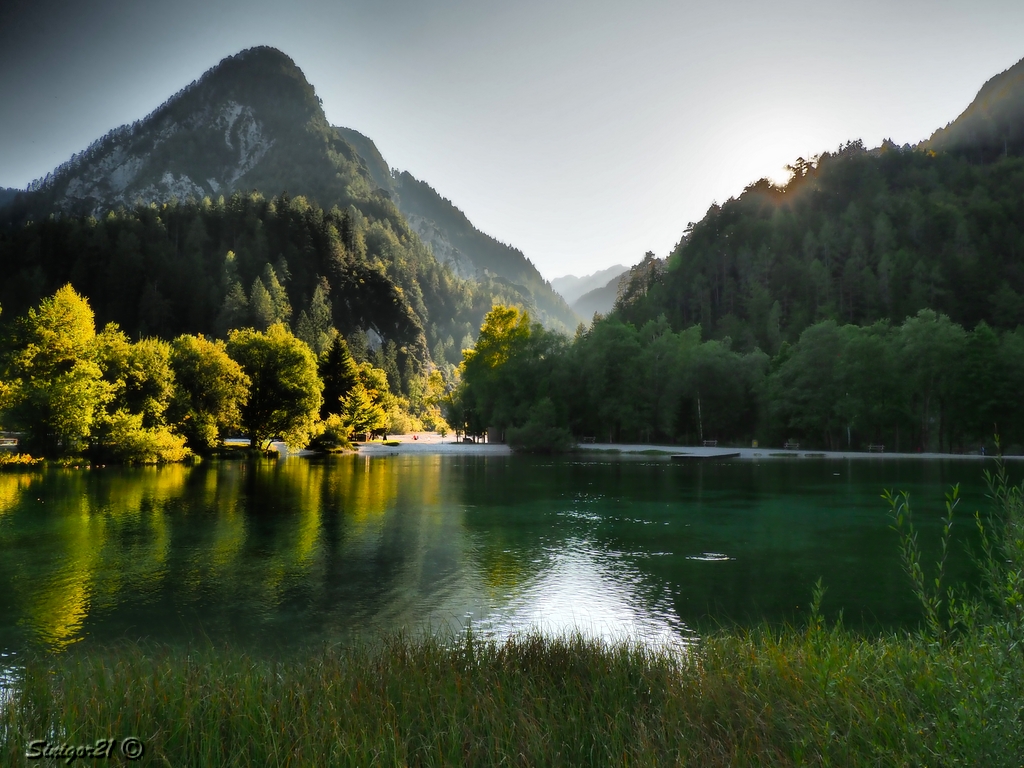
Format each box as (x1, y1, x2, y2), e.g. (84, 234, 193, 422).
(2, 0, 1023, 279)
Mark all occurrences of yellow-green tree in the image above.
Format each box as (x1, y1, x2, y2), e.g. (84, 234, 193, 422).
(92, 326, 188, 463)
(340, 380, 388, 436)
(227, 324, 322, 450)
(168, 334, 250, 452)
(3, 285, 109, 455)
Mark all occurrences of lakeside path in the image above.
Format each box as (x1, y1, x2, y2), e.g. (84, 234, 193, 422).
(351, 433, 1023, 461)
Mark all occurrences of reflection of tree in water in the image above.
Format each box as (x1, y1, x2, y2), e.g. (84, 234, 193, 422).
(0, 473, 37, 515)
(5, 456, 951, 651)
(0, 466, 190, 650)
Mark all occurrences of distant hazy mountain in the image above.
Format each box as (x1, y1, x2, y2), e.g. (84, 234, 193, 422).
(551, 264, 628, 306)
(0, 188, 19, 211)
(572, 272, 627, 319)
(924, 56, 1024, 161)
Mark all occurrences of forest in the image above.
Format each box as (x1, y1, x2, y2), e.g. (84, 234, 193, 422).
(0, 285, 448, 462)
(452, 304, 1024, 454)
(0, 192, 556, 380)
(616, 142, 1024, 352)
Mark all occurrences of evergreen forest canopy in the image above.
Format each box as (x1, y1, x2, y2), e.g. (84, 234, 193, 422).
(453, 304, 1024, 453)
(0, 192, 533, 377)
(615, 141, 1024, 352)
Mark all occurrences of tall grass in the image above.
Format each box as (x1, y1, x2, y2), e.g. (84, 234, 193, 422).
(3, 626, 1021, 766)
(2, 457, 1023, 766)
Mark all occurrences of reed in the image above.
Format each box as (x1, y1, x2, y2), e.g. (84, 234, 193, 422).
(2, 620, 1022, 767)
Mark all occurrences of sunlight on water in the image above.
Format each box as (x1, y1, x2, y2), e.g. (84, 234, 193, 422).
(475, 538, 693, 649)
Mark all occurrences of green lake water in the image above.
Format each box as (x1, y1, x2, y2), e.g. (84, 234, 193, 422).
(0, 454, 998, 659)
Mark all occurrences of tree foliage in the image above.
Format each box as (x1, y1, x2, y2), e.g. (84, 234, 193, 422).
(3, 285, 109, 455)
(168, 334, 249, 452)
(617, 144, 1024, 349)
(226, 324, 323, 450)
(457, 304, 1024, 453)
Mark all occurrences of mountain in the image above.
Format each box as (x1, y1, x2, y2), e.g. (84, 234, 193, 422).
(551, 265, 628, 306)
(0, 188, 19, 211)
(924, 56, 1024, 162)
(615, 57, 1024, 351)
(333, 129, 579, 332)
(15, 47, 374, 217)
(0, 46, 578, 370)
(572, 272, 626, 319)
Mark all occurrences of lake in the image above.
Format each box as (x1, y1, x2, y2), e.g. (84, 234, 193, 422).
(0, 454, 995, 658)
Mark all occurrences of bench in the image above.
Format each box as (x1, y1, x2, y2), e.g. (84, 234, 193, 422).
(783, 441, 800, 450)
(581, 436, 596, 444)
(702, 440, 718, 448)
(868, 444, 885, 453)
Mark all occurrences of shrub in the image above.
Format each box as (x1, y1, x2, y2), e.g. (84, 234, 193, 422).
(507, 398, 575, 453)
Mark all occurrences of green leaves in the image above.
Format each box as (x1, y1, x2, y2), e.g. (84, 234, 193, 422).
(168, 334, 249, 453)
(5, 285, 110, 455)
(227, 324, 323, 450)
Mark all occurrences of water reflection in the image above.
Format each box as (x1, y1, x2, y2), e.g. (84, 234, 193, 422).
(0, 455, 989, 657)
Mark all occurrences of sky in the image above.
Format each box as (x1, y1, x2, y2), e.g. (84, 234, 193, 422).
(2, 0, 1023, 280)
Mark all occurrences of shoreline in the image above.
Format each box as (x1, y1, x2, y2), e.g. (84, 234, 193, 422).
(349, 434, 1022, 461)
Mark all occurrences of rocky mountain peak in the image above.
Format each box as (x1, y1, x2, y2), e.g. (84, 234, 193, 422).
(25, 47, 341, 216)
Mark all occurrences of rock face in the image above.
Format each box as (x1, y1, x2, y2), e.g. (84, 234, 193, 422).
(55, 100, 273, 211)
(22, 47, 373, 220)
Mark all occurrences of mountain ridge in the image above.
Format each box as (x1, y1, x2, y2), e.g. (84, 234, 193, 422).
(3, 46, 578, 335)
(0, 47, 583, 380)
(552, 265, 628, 306)
(614, 58, 1024, 348)
(924, 56, 1024, 161)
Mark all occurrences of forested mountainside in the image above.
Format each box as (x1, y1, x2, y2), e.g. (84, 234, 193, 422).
(0, 193, 541, 374)
(0, 46, 576, 354)
(614, 58, 1024, 349)
(389, 171, 579, 331)
(615, 141, 1024, 352)
(924, 56, 1024, 162)
(334, 128, 578, 332)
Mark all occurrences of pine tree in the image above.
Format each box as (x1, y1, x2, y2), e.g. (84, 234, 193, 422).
(319, 336, 360, 418)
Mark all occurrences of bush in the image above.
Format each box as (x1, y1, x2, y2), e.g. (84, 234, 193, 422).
(309, 413, 352, 451)
(0, 452, 42, 469)
(95, 410, 190, 464)
(507, 398, 575, 454)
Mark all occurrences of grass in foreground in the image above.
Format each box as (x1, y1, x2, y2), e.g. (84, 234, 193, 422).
(2, 622, 1022, 767)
